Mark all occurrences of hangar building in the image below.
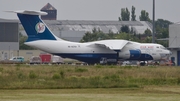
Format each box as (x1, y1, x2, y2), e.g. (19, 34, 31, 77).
(169, 23, 180, 66)
(0, 19, 19, 60)
(20, 20, 152, 42)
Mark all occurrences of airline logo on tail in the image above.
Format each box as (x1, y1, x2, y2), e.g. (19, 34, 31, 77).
(35, 22, 45, 33)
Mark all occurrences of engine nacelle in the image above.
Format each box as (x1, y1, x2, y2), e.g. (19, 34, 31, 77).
(129, 50, 141, 59)
(119, 50, 141, 60)
(118, 50, 130, 59)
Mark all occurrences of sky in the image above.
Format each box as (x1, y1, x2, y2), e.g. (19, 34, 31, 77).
(0, 0, 180, 23)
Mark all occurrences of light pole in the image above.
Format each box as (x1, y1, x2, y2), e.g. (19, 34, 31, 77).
(152, 0, 155, 43)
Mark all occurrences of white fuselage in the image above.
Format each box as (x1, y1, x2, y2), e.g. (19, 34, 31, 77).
(25, 39, 171, 64)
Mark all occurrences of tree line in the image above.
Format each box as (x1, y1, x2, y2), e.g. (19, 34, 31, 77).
(119, 6, 151, 22)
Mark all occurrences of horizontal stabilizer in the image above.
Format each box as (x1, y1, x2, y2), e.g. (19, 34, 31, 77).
(5, 10, 47, 15)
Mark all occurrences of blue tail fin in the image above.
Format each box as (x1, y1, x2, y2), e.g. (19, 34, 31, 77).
(17, 11, 58, 42)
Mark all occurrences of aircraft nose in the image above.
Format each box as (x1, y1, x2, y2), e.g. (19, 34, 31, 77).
(160, 50, 172, 60)
(169, 51, 172, 55)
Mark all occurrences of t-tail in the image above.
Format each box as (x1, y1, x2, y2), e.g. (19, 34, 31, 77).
(12, 10, 61, 42)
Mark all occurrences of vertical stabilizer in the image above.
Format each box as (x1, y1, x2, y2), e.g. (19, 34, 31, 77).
(15, 10, 60, 42)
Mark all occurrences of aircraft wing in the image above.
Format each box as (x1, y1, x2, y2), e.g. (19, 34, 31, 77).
(90, 40, 129, 51)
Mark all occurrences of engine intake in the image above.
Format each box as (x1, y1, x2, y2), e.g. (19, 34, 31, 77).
(129, 50, 141, 59)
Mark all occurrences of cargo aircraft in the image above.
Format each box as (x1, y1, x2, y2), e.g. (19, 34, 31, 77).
(9, 10, 171, 64)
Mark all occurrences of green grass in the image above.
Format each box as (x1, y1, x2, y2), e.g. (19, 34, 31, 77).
(0, 87, 180, 101)
(0, 64, 180, 89)
(0, 64, 180, 100)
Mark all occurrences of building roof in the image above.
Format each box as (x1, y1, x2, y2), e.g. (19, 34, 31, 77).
(0, 18, 18, 23)
(44, 20, 152, 34)
(0, 18, 152, 35)
(41, 3, 56, 10)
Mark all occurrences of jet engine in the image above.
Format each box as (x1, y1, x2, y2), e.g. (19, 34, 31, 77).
(118, 50, 141, 60)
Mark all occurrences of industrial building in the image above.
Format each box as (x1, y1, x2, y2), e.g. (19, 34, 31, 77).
(0, 18, 19, 60)
(41, 3, 57, 20)
(169, 23, 180, 66)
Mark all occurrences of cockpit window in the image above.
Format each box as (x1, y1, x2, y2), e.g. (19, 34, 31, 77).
(160, 46, 167, 50)
(156, 46, 159, 48)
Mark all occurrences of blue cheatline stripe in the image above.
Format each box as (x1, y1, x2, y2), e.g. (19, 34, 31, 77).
(128, 54, 153, 61)
(17, 14, 56, 42)
(52, 53, 117, 64)
(51, 53, 153, 64)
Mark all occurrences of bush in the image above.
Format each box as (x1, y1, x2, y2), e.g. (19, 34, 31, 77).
(15, 64, 21, 67)
(95, 65, 103, 68)
(16, 67, 20, 71)
(177, 78, 180, 84)
(60, 71, 65, 79)
(52, 73, 60, 79)
(75, 68, 88, 72)
(89, 76, 102, 87)
(17, 72, 25, 79)
(148, 65, 157, 68)
(110, 74, 120, 81)
(0, 68, 3, 72)
(123, 65, 132, 69)
(108, 65, 116, 68)
(29, 71, 37, 79)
